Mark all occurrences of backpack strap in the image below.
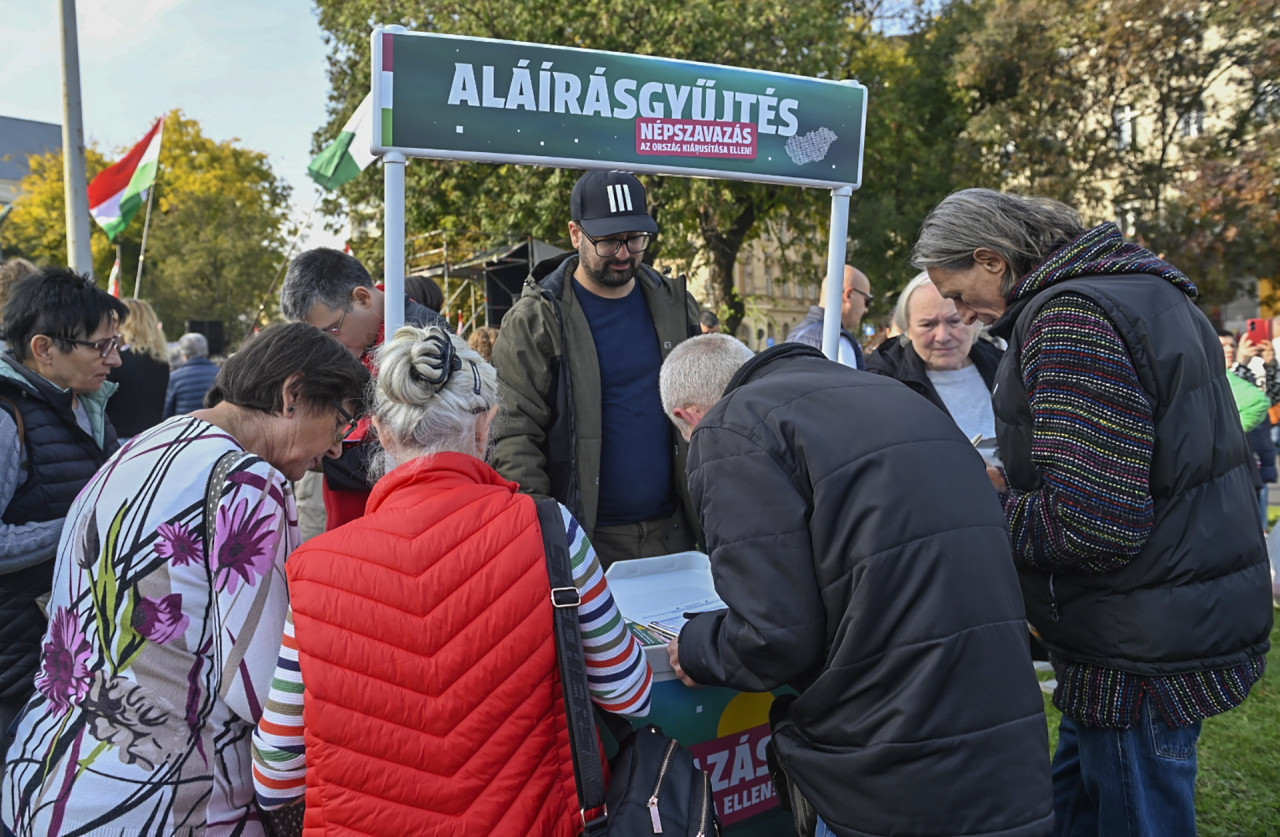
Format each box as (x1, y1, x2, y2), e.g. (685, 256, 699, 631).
(0, 394, 27, 470)
(535, 496, 609, 824)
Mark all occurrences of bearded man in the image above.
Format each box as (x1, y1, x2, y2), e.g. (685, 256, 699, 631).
(490, 170, 701, 566)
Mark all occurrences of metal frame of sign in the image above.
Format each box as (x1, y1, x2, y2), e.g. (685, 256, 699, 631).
(372, 26, 867, 360)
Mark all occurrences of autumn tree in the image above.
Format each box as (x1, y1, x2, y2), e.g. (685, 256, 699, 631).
(841, 0, 984, 302)
(313, 0, 889, 334)
(0, 147, 118, 278)
(954, 0, 1280, 302)
(0, 110, 291, 340)
(1146, 124, 1280, 307)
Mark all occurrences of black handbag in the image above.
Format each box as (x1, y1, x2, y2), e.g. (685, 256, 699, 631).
(535, 498, 719, 837)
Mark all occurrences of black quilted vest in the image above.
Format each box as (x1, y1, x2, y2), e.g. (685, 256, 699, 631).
(992, 273, 1272, 675)
(0, 358, 117, 701)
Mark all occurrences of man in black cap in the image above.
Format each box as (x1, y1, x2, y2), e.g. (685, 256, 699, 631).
(490, 170, 701, 566)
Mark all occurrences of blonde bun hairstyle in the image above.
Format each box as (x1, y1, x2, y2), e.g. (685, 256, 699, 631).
(372, 325, 499, 473)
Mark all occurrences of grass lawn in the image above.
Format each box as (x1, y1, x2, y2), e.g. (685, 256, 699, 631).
(1038, 622, 1280, 836)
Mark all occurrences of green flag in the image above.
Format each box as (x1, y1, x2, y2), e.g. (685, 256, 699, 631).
(309, 94, 375, 191)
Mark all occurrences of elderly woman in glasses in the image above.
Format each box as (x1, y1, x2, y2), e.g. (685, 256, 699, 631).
(2, 322, 369, 837)
(867, 272, 1002, 452)
(252, 326, 651, 836)
(0, 267, 130, 760)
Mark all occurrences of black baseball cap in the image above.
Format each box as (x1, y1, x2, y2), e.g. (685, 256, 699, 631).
(570, 170, 659, 238)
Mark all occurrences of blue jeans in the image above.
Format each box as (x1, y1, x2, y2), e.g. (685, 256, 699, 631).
(1053, 701, 1201, 836)
(815, 815, 837, 837)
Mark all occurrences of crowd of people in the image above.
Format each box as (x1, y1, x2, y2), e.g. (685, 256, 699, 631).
(0, 174, 1274, 837)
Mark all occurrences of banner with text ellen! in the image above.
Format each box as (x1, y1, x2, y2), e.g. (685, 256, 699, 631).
(372, 30, 867, 189)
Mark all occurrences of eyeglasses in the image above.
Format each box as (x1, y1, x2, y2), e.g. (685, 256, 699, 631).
(850, 287, 874, 303)
(580, 231, 651, 258)
(323, 306, 350, 336)
(59, 334, 123, 358)
(335, 403, 360, 442)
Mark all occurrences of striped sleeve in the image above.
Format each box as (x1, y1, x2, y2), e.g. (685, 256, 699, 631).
(562, 503, 652, 717)
(1004, 293, 1155, 574)
(251, 608, 308, 809)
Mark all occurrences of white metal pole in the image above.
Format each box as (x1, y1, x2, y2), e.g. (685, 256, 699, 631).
(133, 180, 157, 297)
(821, 185, 853, 361)
(383, 151, 407, 335)
(59, 0, 93, 276)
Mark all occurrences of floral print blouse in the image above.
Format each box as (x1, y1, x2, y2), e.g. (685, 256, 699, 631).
(1, 416, 298, 837)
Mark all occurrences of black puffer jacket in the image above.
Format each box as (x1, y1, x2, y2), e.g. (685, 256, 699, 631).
(994, 274, 1272, 676)
(678, 344, 1052, 837)
(866, 336, 1002, 417)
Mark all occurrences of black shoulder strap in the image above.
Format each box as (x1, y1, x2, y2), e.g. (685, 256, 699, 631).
(0, 394, 27, 470)
(535, 496, 608, 815)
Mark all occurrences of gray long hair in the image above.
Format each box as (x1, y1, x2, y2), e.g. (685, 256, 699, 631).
(911, 188, 1085, 296)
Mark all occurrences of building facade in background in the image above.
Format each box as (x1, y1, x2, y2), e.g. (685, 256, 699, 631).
(0, 116, 61, 209)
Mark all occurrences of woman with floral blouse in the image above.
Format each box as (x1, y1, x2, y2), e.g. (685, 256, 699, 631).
(1, 323, 368, 837)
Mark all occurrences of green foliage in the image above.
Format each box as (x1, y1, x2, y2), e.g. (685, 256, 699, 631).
(311, 0, 949, 334)
(312, 0, 1280, 328)
(0, 110, 291, 342)
(0, 147, 117, 277)
(845, 0, 984, 307)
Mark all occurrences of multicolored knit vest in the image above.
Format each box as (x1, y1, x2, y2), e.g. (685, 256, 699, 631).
(993, 255, 1270, 725)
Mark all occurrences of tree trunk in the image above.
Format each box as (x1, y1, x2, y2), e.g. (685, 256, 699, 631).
(700, 200, 757, 337)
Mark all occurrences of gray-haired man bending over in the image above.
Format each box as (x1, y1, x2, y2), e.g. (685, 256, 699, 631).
(659, 334, 1052, 837)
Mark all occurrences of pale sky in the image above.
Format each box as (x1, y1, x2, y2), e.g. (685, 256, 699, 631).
(0, 0, 349, 250)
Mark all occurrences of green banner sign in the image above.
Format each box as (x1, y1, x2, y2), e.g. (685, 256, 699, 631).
(372, 30, 866, 189)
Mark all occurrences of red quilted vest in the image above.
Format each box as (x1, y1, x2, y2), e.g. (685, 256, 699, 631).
(287, 452, 581, 836)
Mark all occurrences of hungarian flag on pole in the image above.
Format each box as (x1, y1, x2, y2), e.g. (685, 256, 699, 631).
(308, 93, 375, 191)
(89, 119, 163, 242)
(106, 254, 123, 298)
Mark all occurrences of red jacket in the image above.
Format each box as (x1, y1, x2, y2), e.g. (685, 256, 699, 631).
(288, 452, 581, 836)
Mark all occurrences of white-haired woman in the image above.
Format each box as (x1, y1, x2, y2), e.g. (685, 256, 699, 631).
(251, 326, 651, 836)
(866, 271, 1002, 449)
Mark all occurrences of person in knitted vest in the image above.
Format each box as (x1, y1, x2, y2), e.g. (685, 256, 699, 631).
(914, 188, 1272, 837)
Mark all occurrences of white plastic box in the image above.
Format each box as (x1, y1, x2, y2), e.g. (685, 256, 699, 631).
(604, 551, 722, 680)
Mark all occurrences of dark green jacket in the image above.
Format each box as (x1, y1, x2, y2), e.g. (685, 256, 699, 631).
(489, 253, 700, 544)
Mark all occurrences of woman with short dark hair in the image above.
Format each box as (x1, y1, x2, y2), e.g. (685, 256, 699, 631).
(2, 322, 369, 837)
(0, 267, 129, 761)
